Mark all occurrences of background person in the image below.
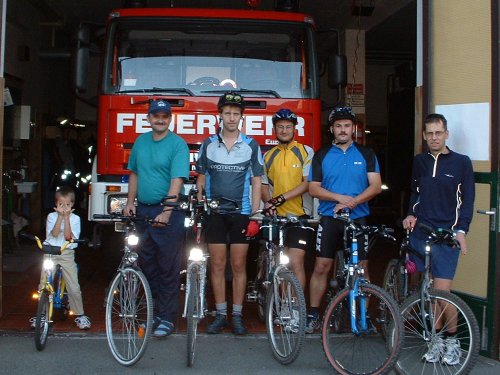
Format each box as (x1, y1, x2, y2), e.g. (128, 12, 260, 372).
(402, 113, 474, 365)
(196, 92, 264, 335)
(124, 99, 190, 338)
(306, 106, 382, 333)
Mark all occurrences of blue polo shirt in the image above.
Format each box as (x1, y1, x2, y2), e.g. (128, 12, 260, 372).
(309, 142, 380, 219)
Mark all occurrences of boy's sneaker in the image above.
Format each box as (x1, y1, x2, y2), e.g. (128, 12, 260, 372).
(442, 337, 461, 365)
(422, 336, 444, 363)
(75, 315, 91, 330)
(305, 313, 319, 334)
(206, 314, 228, 334)
(231, 315, 248, 335)
(153, 320, 174, 338)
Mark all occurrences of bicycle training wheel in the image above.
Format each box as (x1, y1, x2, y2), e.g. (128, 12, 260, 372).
(105, 267, 153, 366)
(34, 290, 51, 351)
(266, 269, 306, 365)
(187, 265, 200, 367)
(383, 258, 406, 305)
(322, 283, 403, 375)
(396, 289, 479, 375)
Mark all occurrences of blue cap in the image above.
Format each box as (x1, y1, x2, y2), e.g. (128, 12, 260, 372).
(148, 100, 171, 115)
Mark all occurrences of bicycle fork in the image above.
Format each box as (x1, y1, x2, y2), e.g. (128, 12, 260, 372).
(349, 277, 368, 335)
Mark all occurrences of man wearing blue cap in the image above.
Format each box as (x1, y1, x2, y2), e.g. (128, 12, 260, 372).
(124, 100, 189, 337)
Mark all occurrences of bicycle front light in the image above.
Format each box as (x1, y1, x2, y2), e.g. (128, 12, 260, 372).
(43, 258, 55, 270)
(208, 200, 219, 209)
(188, 247, 204, 262)
(127, 234, 139, 246)
(279, 252, 290, 265)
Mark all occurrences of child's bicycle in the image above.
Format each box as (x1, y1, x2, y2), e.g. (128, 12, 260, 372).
(93, 213, 156, 366)
(247, 210, 317, 365)
(395, 224, 480, 375)
(178, 187, 218, 367)
(321, 212, 404, 375)
(26, 233, 87, 351)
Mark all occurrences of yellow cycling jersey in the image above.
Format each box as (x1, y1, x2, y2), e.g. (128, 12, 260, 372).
(263, 140, 314, 217)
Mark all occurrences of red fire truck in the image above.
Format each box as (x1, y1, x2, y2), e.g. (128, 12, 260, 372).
(76, 6, 345, 230)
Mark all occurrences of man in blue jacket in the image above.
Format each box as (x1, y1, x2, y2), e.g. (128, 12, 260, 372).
(403, 113, 475, 365)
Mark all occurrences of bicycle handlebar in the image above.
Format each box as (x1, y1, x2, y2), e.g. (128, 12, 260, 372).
(20, 232, 88, 255)
(418, 223, 460, 248)
(333, 214, 397, 242)
(249, 210, 320, 226)
(93, 213, 160, 225)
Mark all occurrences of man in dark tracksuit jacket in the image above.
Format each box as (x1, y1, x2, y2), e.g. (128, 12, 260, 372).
(403, 113, 475, 365)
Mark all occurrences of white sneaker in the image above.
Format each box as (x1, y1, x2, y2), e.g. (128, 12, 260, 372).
(74, 315, 91, 330)
(422, 336, 444, 363)
(442, 337, 461, 365)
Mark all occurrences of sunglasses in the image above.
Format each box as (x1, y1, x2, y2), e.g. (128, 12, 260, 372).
(223, 93, 243, 103)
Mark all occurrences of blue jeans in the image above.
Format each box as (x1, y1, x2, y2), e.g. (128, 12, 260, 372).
(136, 203, 185, 322)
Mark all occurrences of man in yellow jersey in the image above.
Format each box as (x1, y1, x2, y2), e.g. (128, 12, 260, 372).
(262, 108, 315, 289)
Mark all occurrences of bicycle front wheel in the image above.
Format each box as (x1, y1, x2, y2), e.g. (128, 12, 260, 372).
(396, 289, 480, 375)
(105, 267, 153, 366)
(266, 268, 306, 365)
(186, 265, 201, 367)
(34, 290, 51, 351)
(322, 283, 404, 375)
(383, 258, 406, 304)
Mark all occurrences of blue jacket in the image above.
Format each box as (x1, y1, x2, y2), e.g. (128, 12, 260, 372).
(407, 148, 474, 237)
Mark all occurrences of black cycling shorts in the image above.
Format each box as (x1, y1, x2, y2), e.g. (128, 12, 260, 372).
(315, 216, 368, 260)
(205, 213, 250, 245)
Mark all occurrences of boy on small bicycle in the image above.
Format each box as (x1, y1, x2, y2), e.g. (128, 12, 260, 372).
(29, 186, 91, 330)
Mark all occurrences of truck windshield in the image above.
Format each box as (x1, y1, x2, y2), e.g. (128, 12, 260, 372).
(102, 18, 318, 99)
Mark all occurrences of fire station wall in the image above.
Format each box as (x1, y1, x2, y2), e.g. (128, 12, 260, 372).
(429, 0, 491, 298)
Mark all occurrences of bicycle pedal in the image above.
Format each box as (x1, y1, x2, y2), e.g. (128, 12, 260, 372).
(246, 292, 258, 302)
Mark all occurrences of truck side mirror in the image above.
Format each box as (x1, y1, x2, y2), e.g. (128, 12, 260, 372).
(73, 24, 91, 92)
(328, 54, 347, 88)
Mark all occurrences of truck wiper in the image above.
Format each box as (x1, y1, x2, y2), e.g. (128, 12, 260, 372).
(115, 88, 194, 96)
(201, 88, 281, 99)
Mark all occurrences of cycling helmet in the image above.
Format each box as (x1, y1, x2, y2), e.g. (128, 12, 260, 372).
(217, 91, 245, 112)
(328, 106, 355, 124)
(272, 108, 298, 126)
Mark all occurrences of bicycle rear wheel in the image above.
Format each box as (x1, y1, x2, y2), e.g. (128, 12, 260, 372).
(266, 268, 306, 365)
(34, 290, 51, 351)
(187, 265, 200, 367)
(396, 289, 479, 375)
(322, 283, 403, 374)
(105, 267, 153, 366)
(383, 258, 406, 304)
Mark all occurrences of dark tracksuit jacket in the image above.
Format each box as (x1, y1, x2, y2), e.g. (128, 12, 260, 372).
(407, 147, 475, 239)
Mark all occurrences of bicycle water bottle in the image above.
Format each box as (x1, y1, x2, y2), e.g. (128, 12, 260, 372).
(352, 238, 358, 264)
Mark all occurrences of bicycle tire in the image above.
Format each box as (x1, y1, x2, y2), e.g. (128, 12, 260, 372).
(266, 268, 306, 365)
(383, 259, 406, 304)
(396, 288, 480, 375)
(187, 265, 200, 367)
(34, 290, 51, 351)
(105, 267, 153, 366)
(256, 248, 268, 322)
(322, 283, 404, 374)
